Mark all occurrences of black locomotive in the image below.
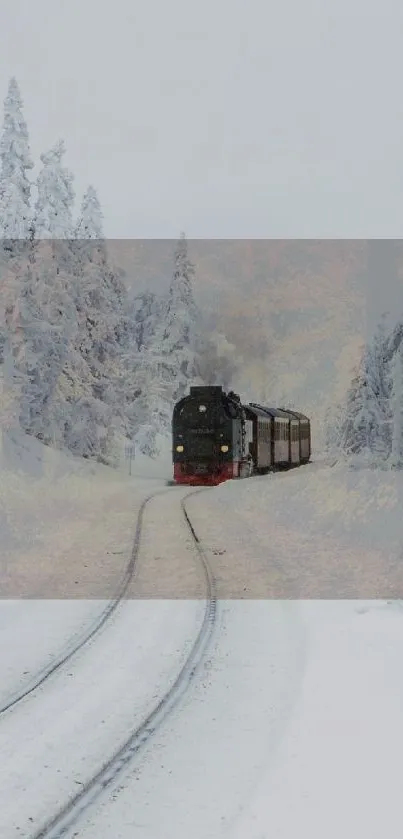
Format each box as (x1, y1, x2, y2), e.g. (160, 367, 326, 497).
(172, 385, 311, 486)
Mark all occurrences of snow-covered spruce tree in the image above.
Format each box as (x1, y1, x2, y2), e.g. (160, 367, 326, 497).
(0, 78, 34, 367)
(129, 290, 165, 353)
(34, 140, 74, 239)
(339, 333, 392, 466)
(6, 145, 95, 452)
(75, 185, 103, 239)
(340, 361, 371, 459)
(74, 185, 124, 367)
(69, 185, 129, 463)
(133, 233, 203, 456)
(159, 232, 201, 399)
(8, 238, 82, 446)
(389, 338, 403, 468)
(0, 77, 33, 242)
(364, 315, 392, 460)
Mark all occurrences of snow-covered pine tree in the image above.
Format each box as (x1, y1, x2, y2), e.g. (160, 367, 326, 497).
(74, 185, 121, 359)
(3, 145, 89, 448)
(0, 78, 34, 367)
(390, 338, 403, 468)
(68, 185, 129, 463)
(364, 315, 392, 460)
(132, 232, 203, 455)
(75, 185, 103, 239)
(130, 290, 165, 352)
(34, 140, 74, 239)
(8, 238, 82, 445)
(340, 361, 371, 458)
(339, 327, 392, 466)
(0, 77, 34, 241)
(158, 232, 201, 401)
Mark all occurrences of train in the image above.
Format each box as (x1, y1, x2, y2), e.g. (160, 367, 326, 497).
(172, 385, 311, 486)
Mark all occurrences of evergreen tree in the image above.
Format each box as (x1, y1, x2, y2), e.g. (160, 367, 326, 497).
(364, 316, 392, 459)
(0, 77, 33, 239)
(69, 186, 130, 461)
(159, 232, 201, 401)
(0, 78, 34, 367)
(390, 339, 403, 467)
(34, 140, 74, 238)
(73, 186, 123, 393)
(340, 362, 371, 456)
(131, 233, 203, 454)
(339, 323, 393, 464)
(9, 238, 79, 443)
(75, 185, 103, 239)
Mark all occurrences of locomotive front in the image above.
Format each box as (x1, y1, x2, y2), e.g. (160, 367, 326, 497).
(172, 385, 245, 485)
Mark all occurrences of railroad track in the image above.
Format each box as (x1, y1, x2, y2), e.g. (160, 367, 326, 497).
(27, 487, 216, 839)
(0, 487, 172, 717)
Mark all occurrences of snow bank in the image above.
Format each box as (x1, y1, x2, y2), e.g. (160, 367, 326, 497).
(0, 428, 170, 597)
(185, 458, 403, 597)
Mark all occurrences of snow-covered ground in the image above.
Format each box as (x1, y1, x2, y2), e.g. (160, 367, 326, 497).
(1, 433, 403, 838)
(185, 457, 403, 597)
(0, 428, 172, 598)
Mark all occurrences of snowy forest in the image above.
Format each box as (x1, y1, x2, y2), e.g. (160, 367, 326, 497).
(0, 77, 234, 465)
(324, 315, 403, 468)
(1, 75, 403, 472)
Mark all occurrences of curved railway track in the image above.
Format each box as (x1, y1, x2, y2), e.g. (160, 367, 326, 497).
(26, 487, 216, 839)
(0, 487, 172, 717)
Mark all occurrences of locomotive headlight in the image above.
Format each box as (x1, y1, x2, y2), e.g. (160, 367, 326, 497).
(176, 445, 184, 452)
(220, 444, 229, 452)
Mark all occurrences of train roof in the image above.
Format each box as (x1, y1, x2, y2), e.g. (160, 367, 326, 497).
(280, 408, 310, 422)
(245, 403, 290, 420)
(244, 404, 270, 419)
(246, 403, 310, 422)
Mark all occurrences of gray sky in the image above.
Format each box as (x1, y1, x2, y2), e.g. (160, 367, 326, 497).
(1, 0, 403, 240)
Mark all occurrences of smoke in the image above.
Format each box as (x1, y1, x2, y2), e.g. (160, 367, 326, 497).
(198, 330, 242, 390)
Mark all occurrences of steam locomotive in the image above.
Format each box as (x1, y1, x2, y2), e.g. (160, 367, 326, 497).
(172, 385, 311, 486)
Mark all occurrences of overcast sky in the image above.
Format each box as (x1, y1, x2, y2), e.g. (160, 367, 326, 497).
(1, 0, 403, 242)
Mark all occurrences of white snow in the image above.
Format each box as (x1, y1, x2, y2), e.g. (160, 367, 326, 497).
(1, 433, 403, 839)
(0, 600, 205, 838)
(230, 600, 403, 839)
